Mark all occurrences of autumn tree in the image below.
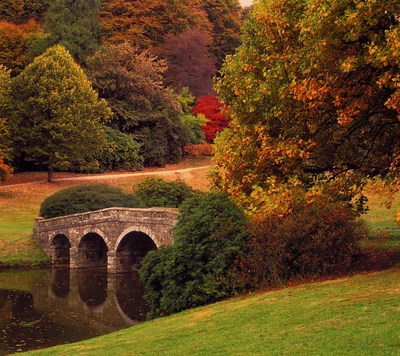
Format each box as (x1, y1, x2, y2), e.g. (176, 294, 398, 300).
(0, 0, 50, 24)
(0, 65, 13, 181)
(8, 45, 110, 182)
(160, 29, 216, 98)
(0, 19, 43, 75)
(99, 0, 211, 49)
(32, 0, 102, 64)
(86, 43, 193, 166)
(213, 0, 400, 215)
(192, 95, 229, 142)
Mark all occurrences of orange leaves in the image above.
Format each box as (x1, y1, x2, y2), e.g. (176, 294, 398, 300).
(0, 155, 13, 182)
(290, 78, 330, 103)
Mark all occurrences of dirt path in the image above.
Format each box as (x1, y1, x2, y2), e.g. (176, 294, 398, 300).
(0, 165, 211, 189)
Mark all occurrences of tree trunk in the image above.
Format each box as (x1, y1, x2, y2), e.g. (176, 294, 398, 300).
(48, 166, 54, 183)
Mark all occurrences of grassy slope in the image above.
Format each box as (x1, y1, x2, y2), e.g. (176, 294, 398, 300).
(0, 157, 211, 266)
(22, 266, 400, 355)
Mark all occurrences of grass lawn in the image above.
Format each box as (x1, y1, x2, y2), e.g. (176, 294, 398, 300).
(21, 266, 400, 355)
(363, 193, 400, 249)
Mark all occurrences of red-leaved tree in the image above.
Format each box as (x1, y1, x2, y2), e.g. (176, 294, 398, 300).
(192, 95, 229, 142)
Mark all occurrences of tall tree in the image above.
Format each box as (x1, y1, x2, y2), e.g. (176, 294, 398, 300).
(160, 29, 216, 97)
(8, 45, 110, 182)
(201, 0, 242, 69)
(213, 0, 400, 215)
(0, 65, 13, 181)
(32, 0, 102, 64)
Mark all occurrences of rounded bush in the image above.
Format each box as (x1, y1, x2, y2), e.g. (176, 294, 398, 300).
(40, 184, 143, 218)
(133, 178, 199, 208)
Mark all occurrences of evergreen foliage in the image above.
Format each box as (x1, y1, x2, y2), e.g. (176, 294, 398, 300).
(40, 184, 143, 218)
(139, 192, 249, 318)
(33, 0, 102, 63)
(201, 0, 242, 69)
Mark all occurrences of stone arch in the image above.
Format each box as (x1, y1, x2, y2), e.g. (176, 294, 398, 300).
(115, 226, 159, 250)
(50, 234, 71, 265)
(81, 227, 111, 249)
(115, 230, 157, 272)
(78, 232, 108, 268)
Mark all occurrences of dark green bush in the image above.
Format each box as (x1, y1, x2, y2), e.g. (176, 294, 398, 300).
(40, 184, 143, 218)
(133, 178, 200, 208)
(139, 192, 249, 318)
(245, 198, 367, 288)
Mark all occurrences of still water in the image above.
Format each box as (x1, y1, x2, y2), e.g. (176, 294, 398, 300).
(0, 268, 149, 355)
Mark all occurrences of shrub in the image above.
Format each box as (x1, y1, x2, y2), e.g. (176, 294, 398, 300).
(139, 192, 249, 318)
(245, 198, 368, 287)
(133, 178, 200, 208)
(183, 142, 212, 156)
(97, 127, 143, 172)
(40, 184, 142, 218)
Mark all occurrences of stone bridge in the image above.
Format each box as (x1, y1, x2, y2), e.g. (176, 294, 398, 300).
(33, 207, 178, 272)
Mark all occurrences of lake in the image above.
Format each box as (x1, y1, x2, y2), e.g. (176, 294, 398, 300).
(0, 268, 149, 355)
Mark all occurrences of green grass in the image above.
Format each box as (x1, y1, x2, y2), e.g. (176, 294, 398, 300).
(20, 266, 400, 355)
(362, 193, 400, 249)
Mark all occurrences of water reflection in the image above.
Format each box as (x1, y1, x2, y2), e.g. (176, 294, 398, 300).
(0, 268, 149, 355)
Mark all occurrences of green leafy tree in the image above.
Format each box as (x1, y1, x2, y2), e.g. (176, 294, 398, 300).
(213, 0, 400, 215)
(97, 126, 143, 172)
(0, 65, 13, 181)
(32, 0, 102, 64)
(176, 88, 206, 144)
(9, 45, 111, 182)
(40, 184, 143, 218)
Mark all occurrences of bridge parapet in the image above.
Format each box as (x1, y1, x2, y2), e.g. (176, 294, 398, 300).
(34, 207, 179, 232)
(33, 207, 179, 272)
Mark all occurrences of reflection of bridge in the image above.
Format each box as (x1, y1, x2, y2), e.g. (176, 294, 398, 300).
(33, 208, 178, 272)
(32, 269, 148, 333)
